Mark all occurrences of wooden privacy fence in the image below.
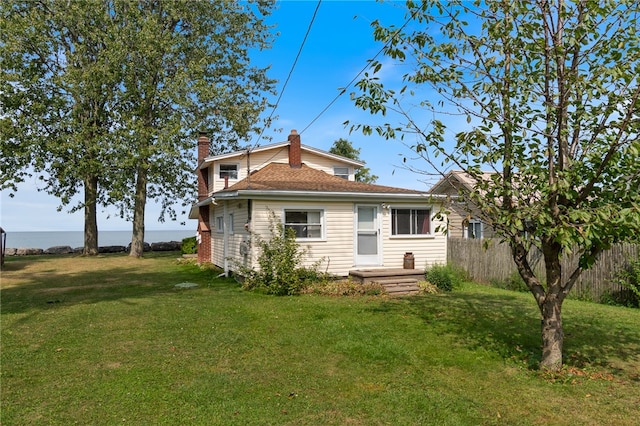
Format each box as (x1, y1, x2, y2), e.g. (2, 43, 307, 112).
(447, 238, 639, 301)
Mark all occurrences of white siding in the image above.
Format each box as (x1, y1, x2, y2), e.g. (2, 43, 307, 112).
(210, 200, 250, 271)
(206, 146, 359, 194)
(229, 199, 448, 276)
(300, 152, 356, 179)
(248, 200, 356, 276)
(380, 204, 448, 269)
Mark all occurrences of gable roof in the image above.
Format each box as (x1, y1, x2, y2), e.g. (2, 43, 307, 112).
(199, 141, 365, 170)
(428, 170, 497, 195)
(211, 163, 435, 201)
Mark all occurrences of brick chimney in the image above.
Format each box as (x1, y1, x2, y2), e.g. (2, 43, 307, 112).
(288, 129, 301, 168)
(196, 131, 211, 264)
(197, 132, 210, 201)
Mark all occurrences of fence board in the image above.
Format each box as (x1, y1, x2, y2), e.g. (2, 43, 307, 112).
(447, 239, 638, 301)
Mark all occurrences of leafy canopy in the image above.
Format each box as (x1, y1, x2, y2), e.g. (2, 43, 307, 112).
(350, 0, 640, 370)
(352, 0, 640, 271)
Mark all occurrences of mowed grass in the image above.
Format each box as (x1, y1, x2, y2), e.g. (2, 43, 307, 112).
(1, 253, 639, 425)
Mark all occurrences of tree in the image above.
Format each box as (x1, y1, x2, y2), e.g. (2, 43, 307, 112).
(1, 1, 123, 255)
(1, 0, 276, 257)
(107, 1, 276, 257)
(351, 0, 640, 370)
(329, 138, 378, 183)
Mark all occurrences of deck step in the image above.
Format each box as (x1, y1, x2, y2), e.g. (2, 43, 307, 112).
(349, 268, 424, 284)
(372, 278, 421, 296)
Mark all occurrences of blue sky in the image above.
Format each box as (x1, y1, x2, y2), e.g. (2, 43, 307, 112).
(1, 0, 452, 232)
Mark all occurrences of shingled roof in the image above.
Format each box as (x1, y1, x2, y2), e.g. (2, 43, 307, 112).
(215, 163, 427, 195)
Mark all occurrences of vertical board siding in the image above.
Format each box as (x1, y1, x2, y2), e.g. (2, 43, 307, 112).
(447, 238, 638, 300)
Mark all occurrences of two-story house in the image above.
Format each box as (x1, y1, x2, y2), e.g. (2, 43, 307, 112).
(190, 130, 448, 276)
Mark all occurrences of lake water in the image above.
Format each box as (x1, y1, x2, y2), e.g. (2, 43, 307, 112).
(2, 230, 195, 250)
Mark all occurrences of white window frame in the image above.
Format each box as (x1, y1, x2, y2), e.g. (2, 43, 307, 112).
(216, 216, 224, 233)
(218, 163, 239, 180)
(465, 220, 483, 239)
(228, 213, 234, 235)
(390, 206, 433, 238)
(333, 166, 350, 180)
(282, 208, 325, 241)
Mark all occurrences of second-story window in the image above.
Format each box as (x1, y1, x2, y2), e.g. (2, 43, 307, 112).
(334, 167, 349, 179)
(219, 164, 238, 180)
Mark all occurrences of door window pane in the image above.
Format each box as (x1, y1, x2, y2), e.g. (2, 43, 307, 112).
(358, 233, 378, 255)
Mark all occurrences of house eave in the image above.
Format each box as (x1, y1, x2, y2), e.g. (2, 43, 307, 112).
(199, 142, 365, 170)
(188, 196, 216, 219)
(213, 190, 448, 203)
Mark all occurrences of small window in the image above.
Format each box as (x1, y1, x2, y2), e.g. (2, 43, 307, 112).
(228, 213, 234, 235)
(284, 210, 323, 239)
(466, 220, 483, 239)
(219, 164, 238, 180)
(334, 167, 349, 179)
(391, 208, 431, 235)
(216, 216, 224, 233)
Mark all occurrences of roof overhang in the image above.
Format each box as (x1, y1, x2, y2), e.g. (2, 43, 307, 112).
(188, 196, 216, 219)
(213, 190, 448, 204)
(199, 142, 365, 170)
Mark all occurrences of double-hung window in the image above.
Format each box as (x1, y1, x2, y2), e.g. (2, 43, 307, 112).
(391, 208, 431, 236)
(219, 164, 238, 180)
(333, 167, 349, 180)
(466, 220, 483, 239)
(284, 209, 323, 239)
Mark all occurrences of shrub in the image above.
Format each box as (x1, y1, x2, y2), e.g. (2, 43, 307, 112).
(236, 212, 325, 296)
(305, 279, 384, 296)
(490, 271, 529, 293)
(417, 280, 439, 294)
(425, 263, 464, 292)
(608, 257, 640, 308)
(181, 236, 197, 255)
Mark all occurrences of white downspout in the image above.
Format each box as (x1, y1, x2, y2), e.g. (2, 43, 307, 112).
(223, 202, 229, 277)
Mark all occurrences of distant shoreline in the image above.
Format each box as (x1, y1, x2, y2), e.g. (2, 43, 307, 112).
(2, 230, 194, 250)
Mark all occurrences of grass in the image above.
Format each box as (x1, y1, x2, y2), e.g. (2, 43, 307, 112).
(1, 253, 639, 425)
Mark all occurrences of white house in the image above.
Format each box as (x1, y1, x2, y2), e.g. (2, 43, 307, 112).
(190, 130, 447, 276)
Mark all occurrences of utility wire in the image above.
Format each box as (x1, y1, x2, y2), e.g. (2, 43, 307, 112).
(249, 0, 322, 151)
(299, 6, 422, 136)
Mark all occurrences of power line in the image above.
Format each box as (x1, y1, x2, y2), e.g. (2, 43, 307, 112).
(299, 6, 421, 136)
(250, 0, 322, 151)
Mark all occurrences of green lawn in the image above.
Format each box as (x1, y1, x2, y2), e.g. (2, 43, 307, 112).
(1, 253, 639, 425)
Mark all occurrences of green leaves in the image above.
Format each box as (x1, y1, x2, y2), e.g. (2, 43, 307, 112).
(350, 0, 640, 367)
(2, 0, 276, 235)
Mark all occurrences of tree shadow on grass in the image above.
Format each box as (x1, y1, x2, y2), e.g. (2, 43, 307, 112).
(0, 253, 239, 316)
(369, 290, 640, 375)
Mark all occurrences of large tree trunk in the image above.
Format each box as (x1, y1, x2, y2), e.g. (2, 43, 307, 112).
(129, 165, 147, 258)
(539, 241, 566, 371)
(514, 239, 567, 371)
(540, 295, 564, 370)
(83, 175, 99, 256)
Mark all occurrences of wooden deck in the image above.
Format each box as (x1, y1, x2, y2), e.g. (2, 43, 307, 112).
(349, 268, 423, 296)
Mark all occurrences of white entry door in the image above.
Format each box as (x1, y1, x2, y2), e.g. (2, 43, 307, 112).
(355, 205, 381, 266)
